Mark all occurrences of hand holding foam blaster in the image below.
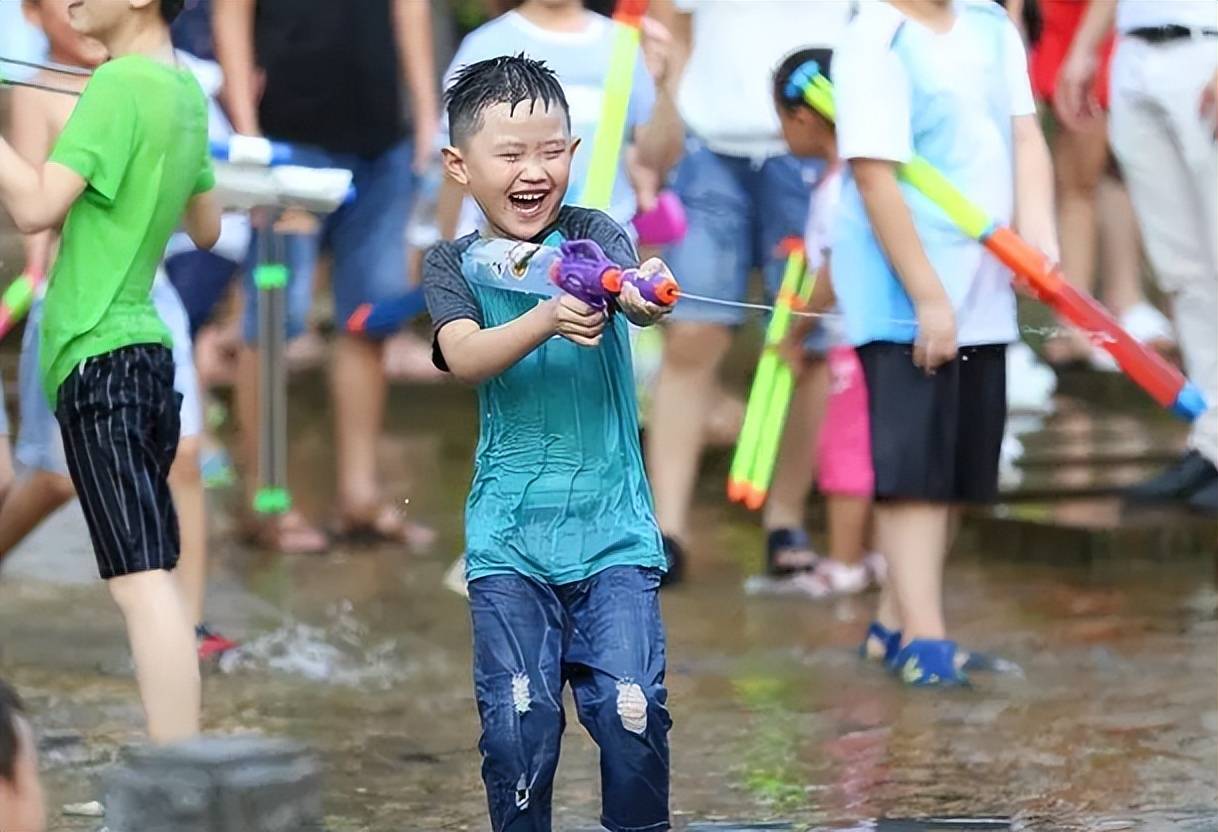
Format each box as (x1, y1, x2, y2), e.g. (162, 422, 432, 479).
(787, 61, 1206, 421)
(464, 237, 680, 312)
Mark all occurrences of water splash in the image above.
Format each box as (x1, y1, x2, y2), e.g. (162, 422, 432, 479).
(217, 600, 412, 689)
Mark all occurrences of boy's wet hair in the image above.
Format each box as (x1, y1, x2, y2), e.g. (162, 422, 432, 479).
(445, 54, 570, 145)
(773, 47, 833, 112)
(0, 680, 25, 784)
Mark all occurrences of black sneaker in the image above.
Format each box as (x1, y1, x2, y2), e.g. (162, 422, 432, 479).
(1123, 451, 1218, 504)
(1188, 478, 1218, 516)
(660, 535, 685, 587)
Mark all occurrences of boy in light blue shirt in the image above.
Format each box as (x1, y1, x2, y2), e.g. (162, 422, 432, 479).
(832, 0, 1057, 686)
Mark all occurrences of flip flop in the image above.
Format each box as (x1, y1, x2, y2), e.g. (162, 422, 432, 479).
(331, 504, 437, 552)
(241, 510, 331, 555)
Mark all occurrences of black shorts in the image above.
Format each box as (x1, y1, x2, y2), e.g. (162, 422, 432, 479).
(55, 345, 182, 580)
(856, 342, 1007, 504)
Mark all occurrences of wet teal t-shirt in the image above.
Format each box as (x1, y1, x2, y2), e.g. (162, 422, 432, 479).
(423, 206, 666, 584)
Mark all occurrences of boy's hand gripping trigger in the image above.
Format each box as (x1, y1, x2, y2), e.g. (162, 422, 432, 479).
(549, 240, 680, 310)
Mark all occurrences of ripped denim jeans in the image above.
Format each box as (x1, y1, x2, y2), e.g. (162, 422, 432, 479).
(469, 566, 671, 832)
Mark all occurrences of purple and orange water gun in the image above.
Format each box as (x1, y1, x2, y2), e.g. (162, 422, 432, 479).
(547, 240, 680, 310)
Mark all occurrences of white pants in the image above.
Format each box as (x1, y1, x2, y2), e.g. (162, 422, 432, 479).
(1110, 36, 1218, 464)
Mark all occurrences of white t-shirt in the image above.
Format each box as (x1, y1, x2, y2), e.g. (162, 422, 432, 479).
(1117, 0, 1218, 32)
(832, 0, 1035, 348)
(674, 0, 852, 158)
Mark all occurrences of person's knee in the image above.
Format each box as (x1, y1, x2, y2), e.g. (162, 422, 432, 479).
(663, 323, 731, 372)
(169, 437, 202, 489)
(33, 471, 76, 507)
(106, 570, 176, 617)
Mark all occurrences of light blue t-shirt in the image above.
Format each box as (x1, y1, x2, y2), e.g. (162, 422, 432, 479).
(830, 0, 1036, 348)
(444, 10, 656, 227)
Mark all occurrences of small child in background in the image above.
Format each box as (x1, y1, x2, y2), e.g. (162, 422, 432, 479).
(0, 0, 236, 662)
(769, 47, 885, 601)
(831, 0, 1056, 685)
(0, 681, 45, 832)
(424, 56, 673, 831)
(0, 0, 221, 740)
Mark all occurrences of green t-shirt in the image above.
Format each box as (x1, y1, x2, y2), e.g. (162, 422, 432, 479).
(41, 54, 214, 407)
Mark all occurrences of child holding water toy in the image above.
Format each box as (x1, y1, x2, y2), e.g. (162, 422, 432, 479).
(832, 0, 1056, 685)
(0, 0, 238, 662)
(765, 47, 886, 601)
(0, 0, 220, 739)
(423, 55, 674, 830)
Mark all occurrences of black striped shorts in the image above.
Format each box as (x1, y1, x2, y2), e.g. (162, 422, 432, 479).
(54, 344, 182, 580)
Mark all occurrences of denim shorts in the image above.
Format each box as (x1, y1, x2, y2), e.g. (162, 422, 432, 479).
(17, 277, 202, 477)
(469, 565, 671, 832)
(664, 141, 823, 335)
(241, 138, 416, 343)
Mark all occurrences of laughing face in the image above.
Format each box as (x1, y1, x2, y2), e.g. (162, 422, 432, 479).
(443, 100, 577, 241)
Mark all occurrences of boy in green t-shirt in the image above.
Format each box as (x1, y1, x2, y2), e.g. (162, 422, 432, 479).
(423, 56, 673, 831)
(0, 0, 220, 743)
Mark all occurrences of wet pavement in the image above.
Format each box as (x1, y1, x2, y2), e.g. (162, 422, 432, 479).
(0, 366, 1215, 831)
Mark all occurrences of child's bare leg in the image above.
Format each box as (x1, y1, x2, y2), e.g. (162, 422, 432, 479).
(874, 501, 951, 643)
(646, 322, 732, 542)
(0, 471, 77, 562)
(108, 570, 200, 742)
(763, 358, 828, 540)
(1096, 175, 1146, 316)
(875, 579, 900, 631)
(169, 435, 206, 626)
(1046, 119, 1109, 361)
(825, 494, 870, 566)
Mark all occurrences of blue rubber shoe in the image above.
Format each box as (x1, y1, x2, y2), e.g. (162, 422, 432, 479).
(893, 638, 969, 687)
(859, 621, 902, 668)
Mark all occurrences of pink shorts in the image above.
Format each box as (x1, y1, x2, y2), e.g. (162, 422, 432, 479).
(817, 346, 874, 497)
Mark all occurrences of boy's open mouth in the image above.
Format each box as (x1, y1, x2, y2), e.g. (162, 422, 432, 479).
(508, 189, 550, 219)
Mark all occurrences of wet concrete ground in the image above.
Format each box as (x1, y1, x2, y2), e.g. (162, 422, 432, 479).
(0, 371, 1215, 831)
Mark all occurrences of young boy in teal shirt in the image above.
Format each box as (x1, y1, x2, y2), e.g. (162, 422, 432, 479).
(0, 0, 220, 742)
(424, 55, 673, 831)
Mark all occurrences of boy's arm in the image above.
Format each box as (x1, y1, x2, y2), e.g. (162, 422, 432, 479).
(394, 0, 441, 174)
(632, 18, 683, 177)
(0, 140, 86, 235)
(1055, 0, 1117, 129)
(7, 87, 57, 274)
(852, 158, 956, 371)
(436, 307, 558, 385)
(184, 191, 222, 250)
(808, 260, 836, 314)
(212, 0, 262, 135)
(1011, 114, 1059, 265)
(425, 245, 606, 384)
